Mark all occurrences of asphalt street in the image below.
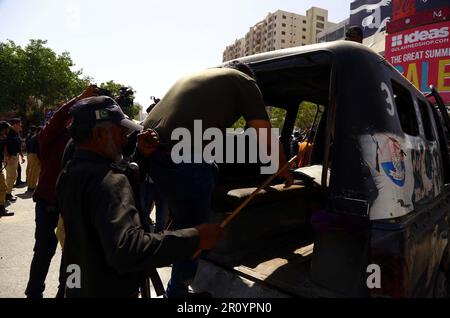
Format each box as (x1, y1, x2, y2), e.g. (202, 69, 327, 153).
(0, 160, 61, 298)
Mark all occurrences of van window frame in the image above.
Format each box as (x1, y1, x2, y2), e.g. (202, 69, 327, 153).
(391, 80, 420, 138)
(416, 97, 437, 143)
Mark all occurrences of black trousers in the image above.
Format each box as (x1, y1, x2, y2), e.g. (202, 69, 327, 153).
(17, 162, 22, 183)
(25, 199, 65, 298)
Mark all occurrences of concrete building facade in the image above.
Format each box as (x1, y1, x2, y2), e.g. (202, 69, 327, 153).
(223, 7, 336, 62)
(316, 18, 350, 43)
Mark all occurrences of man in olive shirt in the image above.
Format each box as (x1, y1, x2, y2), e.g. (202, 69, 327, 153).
(143, 62, 293, 298)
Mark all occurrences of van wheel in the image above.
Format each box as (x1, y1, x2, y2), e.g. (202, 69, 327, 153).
(433, 270, 448, 298)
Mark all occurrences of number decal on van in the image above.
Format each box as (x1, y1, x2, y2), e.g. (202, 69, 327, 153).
(381, 82, 395, 117)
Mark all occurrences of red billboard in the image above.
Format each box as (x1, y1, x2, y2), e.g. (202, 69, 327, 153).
(387, 6, 450, 33)
(386, 20, 450, 103)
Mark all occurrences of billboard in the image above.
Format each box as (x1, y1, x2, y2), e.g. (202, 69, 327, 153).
(350, 0, 392, 39)
(388, 4, 450, 33)
(385, 20, 450, 103)
(350, 0, 449, 48)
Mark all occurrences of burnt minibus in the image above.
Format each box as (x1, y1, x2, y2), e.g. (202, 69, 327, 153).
(192, 41, 450, 298)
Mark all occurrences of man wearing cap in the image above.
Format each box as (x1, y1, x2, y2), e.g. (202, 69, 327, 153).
(4, 118, 22, 202)
(26, 126, 42, 192)
(0, 121, 14, 217)
(345, 26, 363, 43)
(25, 85, 98, 298)
(56, 96, 223, 298)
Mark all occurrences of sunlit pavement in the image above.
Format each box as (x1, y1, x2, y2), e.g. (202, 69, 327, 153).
(0, 157, 171, 298)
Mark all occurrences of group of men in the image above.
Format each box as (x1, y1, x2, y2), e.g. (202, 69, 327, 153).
(0, 119, 41, 217)
(20, 61, 296, 298)
(15, 27, 370, 298)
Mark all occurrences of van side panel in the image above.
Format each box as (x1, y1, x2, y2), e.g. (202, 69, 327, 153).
(370, 192, 450, 297)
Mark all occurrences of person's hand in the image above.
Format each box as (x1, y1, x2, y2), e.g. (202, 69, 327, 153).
(77, 84, 99, 101)
(137, 129, 160, 157)
(195, 224, 224, 251)
(279, 168, 294, 188)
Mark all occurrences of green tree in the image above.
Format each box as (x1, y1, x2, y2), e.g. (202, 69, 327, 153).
(0, 40, 28, 114)
(267, 107, 287, 130)
(231, 106, 287, 131)
(296, 101, 322, 130)
(231, 116, 246, 129)
(230, 102, 321, 133)
(0, 39, 91, 124)
(129, 102, 142, 121)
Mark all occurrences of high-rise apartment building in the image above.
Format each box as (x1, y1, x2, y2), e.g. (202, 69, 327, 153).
(316, 18, 350, 43)
(223, 7, 336, 62)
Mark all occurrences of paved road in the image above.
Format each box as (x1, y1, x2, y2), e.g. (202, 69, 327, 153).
(0, 161, 62, 298)
(0, 158, 171, 298)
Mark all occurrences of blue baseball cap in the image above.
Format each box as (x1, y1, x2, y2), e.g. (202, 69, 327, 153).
(70, 96, 143, 132)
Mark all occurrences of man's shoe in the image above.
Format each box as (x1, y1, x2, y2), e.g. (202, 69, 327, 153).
(0, 205, 14, 217)
(6, 194, 17, 202)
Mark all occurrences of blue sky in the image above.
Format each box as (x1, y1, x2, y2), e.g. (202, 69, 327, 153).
(0, 0, 353, 111)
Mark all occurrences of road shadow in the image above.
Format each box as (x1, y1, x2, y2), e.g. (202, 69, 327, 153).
(17, 192, 33, 199)
(14, 183, 27, 190)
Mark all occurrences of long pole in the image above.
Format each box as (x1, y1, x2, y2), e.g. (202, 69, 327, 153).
(192, 155, 298, 259)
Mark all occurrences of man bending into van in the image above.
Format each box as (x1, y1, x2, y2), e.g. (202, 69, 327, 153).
(142, 61, 294, 298)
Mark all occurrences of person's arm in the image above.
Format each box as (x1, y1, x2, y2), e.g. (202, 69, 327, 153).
(39, 85, 99, 147)
(128, 129, 160, 177)
(89, 172, 221, 276)
(247, 119, 294, 188)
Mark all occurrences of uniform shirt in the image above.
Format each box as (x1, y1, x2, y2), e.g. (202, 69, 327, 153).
(6, 130, 21, 156)
(142, 68, 269, 148)
(56, 150, 200, 298)
(26, 135, 40, 157)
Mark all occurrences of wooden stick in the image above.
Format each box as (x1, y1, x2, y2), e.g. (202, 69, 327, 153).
(192, 155, 298, 259)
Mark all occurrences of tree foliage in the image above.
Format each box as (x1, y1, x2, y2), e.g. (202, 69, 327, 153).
(231, 101, 320, 132)
(0, 39, 142, 124)
(232, 116, 246, 129)
(0, 40, 91, 124)
(296, 101, 322, 130)
(268, 107, 287, 130)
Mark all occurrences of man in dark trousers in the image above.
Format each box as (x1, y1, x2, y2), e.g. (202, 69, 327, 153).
(57, 96, 222, 298)
(0, 121, 14, 217)
(25, 86, 99, 298)
(5, 118, 22, 202)
(142, 62, 293, 297)
(26, 126, 42, 192)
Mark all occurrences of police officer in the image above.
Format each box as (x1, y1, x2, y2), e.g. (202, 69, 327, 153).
(0, 121, 13, 217)
(5, 118, 22, 202)
(56, 96, 223, 298)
